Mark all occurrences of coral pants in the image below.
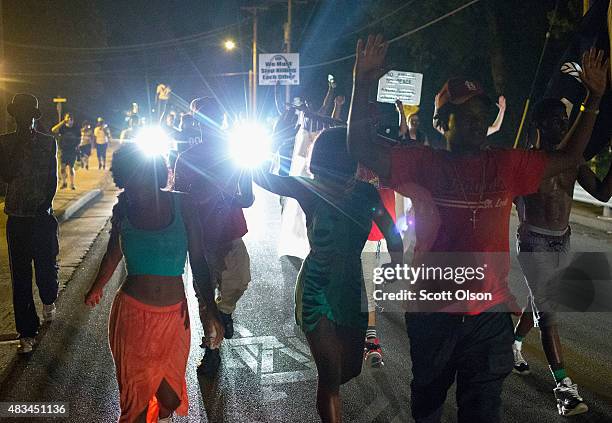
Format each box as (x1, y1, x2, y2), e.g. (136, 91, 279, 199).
(109, 291, 190, 422)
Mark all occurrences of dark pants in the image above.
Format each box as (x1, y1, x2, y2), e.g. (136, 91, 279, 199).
(6, 215, 59, 338)
(405, 308, 514, 423)
(96, 143, 108, 166)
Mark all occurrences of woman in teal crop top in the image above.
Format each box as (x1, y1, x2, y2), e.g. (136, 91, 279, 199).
(84, 144, 224, 423)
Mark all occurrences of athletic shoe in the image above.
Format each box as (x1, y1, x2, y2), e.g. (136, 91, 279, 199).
(220, 312, 234, 339)
(364, 338, 384, 368)
(158, 414, 173, 422)
(43, 303, 56, 323)
(198, 347, 221, 376)
(512, 343, 530, 375)
(71, 185, 76, 190)
(554, 377, 588, 416)
(60, 183, 67, 189)
(18, 337, 36, 354)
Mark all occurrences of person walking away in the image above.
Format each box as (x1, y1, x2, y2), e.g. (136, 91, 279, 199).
(79, 120, 94, 170)
(94, 117, 112, 169)
(52, 112, 80, 189)
(254, 127, 403, 423)
(0, 94, 59, 354)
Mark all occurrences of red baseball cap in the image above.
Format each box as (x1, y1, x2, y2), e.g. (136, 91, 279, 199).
(435, 78, 489, 110)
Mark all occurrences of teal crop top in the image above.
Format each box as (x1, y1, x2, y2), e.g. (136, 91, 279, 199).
(119, 193, 188, 277)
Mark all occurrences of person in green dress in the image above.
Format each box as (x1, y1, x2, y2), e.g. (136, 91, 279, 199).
(255, 126, 403, 423)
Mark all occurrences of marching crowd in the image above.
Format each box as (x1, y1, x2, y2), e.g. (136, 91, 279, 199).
(0, 34, 610, 423)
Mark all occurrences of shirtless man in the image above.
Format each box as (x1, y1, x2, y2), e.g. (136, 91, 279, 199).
(513, 95, 612, 416)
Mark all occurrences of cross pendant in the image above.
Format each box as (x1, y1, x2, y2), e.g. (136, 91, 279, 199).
(470, 209, 478, 229)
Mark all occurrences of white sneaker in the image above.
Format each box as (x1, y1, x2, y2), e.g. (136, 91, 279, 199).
(43, 303, 56, 323)
(554, 377, 588, 416)
(158, 414, 173, 422)
(512, 343, 530, 375)
(18, 337, 36, 354)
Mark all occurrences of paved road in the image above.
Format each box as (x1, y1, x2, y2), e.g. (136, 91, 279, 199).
(0, 187, 611, 422)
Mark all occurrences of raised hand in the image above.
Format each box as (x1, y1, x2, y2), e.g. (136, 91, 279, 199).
(497, 95, 506, 111)
(353, 34, 389, 83)
(580, 48, 609, 98)
(395, 99, 404, 113)
(334, 95, 345, 106)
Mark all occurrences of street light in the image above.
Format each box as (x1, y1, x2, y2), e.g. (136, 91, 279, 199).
(224, 39, 236, 51)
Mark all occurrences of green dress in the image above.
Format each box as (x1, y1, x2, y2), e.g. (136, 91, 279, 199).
(295, 178, 379, 333)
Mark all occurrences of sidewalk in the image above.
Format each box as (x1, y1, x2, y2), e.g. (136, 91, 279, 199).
(0, 148, 115, 339)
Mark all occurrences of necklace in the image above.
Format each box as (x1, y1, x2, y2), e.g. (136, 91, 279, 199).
(451, 155, 486, 230)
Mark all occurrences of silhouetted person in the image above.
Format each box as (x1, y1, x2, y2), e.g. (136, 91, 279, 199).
(0, 94, 59, 354)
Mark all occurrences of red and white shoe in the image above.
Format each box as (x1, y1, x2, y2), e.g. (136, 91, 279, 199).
(364, 338, 384, 368)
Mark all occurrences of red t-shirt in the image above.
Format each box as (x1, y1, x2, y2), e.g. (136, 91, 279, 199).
(385, 146, 548, 313)
(174, 144, 248, 244)
(356, 164, 396, 241)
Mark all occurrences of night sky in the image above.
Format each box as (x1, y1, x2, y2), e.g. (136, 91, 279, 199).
(2, 0, 573, 144)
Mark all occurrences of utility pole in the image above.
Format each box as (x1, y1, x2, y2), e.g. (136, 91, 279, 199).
(242, 6, 268, 118)
(0, 0, 6, 133)
(284, 0, 292, 105)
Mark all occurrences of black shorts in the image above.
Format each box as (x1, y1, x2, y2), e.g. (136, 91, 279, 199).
(61, 152, 77, 167)
(79, 144, 92, 156)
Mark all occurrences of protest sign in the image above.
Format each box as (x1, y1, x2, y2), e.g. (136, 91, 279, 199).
(377, 70, 423, 105)
(259, 53, 300, 85)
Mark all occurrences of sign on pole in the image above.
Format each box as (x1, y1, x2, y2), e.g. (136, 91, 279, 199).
(376, 70, 423, 105)
(259, 53, 299, 85)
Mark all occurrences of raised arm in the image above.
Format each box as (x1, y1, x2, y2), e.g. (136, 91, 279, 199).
(577, 159, 612, 202)
(85, 209, 124, 307)
(253, 168, 311, 201)
(181, 195, 224, 348)
(372, 194, 403, 266)
(347, 35, 392, 180)
(331, 95, 345, 120)
(543, 48, 608, 179)
(395, 99, 408, 138)
(318, 78, 336, 116)
(51, 117, 66, 134)
(487, 95, 506, 136)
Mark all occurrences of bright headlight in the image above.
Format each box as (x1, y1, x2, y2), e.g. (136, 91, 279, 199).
(228, 120, 272, 168)
(134, 126, 172, 157)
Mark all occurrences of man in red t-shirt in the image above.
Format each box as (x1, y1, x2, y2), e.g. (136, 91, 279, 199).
(174, 97, 254, 376)
(346, 35, 606, 423)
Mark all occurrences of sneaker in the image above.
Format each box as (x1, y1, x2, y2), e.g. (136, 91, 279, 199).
(70, 185, 76, 190)
(18, 337, 36, 354)
(60, 183, 67, 189)
(197, 347, 221, 376)
(158, 414, 173, 422)
(364, 338, 384, 368)
(43, 303, 56, 323)
(220, 312, 234, 339)
(554, 377, 588, 416)
(512, 343, 530, 375)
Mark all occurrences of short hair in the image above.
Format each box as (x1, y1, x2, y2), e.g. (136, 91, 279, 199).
(110, 143, 168, 190)
(531, 98, 565, 128)
(310, 126, 356, 178)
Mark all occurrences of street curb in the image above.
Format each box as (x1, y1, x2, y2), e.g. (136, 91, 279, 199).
(56, 188, 103, 223)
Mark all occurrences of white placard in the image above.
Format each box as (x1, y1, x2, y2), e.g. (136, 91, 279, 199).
(376, 70, 423, 105)
(259, 53, 300, 86)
